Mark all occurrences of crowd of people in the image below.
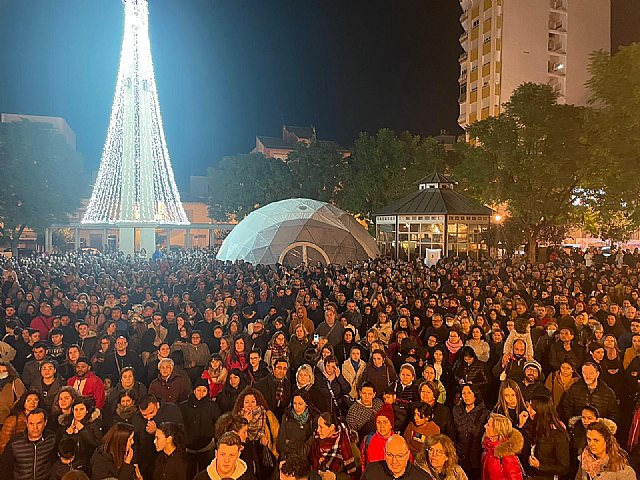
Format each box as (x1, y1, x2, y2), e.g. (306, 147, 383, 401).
(0, 247, 638, 480)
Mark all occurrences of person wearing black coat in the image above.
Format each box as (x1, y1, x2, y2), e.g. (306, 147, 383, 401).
(558, 362, 619, 423)
(309, 356, 351, 416)
(419, 380, 455, 440)
(179, 379, 221, 478)
(216, 369, 249, 414)
(153, 422, 190, 480)
(132, 395, 184, 480)
(254, 360, 292, 420)
(452, 384, 490, 480)
(452, 346, 489, 399)
(276, 390, 317, 460)
(90, 446, 137, 480)
(60, 398, 103, 472)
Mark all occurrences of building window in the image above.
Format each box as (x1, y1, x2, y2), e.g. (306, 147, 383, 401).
(472, 18, 480, 28)
(484, 35, 491, 44)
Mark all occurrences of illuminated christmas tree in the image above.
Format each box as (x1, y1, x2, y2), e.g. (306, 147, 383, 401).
(83, 0, 188, 228)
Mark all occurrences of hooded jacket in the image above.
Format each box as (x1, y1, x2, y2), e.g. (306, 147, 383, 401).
(193, 458, 255, 480)
(481, 428, 524, 480)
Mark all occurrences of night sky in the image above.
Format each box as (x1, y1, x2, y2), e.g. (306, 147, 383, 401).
(0, 1, 463, 187)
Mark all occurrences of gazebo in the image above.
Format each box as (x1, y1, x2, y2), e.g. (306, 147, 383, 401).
(374, 173, 494, 261)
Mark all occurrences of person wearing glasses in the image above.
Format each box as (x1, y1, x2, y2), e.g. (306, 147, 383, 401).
(361, 434, 428, 480)
(416, 434, 468, 480)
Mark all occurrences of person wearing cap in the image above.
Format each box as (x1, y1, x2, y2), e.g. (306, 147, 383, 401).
(520, 359, 550, 401)
(179, 378, 221, 478)
(67, 356, 105, 409)
(559, 361, 619, 424)
(360, 403, 396, 471)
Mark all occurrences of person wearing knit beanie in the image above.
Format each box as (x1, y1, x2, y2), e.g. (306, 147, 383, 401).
(376, 403, 395, 429)
(361, 403, 396, 471)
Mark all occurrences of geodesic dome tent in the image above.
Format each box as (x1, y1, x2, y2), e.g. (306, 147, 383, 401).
(217, 198, 379, 266)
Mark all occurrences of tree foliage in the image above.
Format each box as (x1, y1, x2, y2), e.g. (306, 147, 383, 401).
(336, 129, 447, 221)
(0, 120, 85, 252)
(583, 44, 640, 237)
(452, 83, 594, 260)
(207, 153, 296, 221)
(287, 141, 348, 202)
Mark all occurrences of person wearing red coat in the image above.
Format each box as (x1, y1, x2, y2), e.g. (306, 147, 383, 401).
(67, 357, 105, 409)
(481, 413, 524, 480)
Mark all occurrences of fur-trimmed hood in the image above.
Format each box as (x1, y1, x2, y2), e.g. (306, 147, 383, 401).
(568, 415, 617, 435)
(484, 428, 524, 458)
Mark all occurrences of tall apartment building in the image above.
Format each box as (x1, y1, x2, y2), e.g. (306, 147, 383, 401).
(457, 0, 610, 129)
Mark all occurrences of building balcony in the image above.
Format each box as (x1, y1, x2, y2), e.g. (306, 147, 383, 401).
(550, 0, 567, 11)
(459, 72, 467, 83)
(548, 41, 566, 54)
(459, 52, 468, 63)
(549, 20, 566, 32)
(460, 32, 468, 43)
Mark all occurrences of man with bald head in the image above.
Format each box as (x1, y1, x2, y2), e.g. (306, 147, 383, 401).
(362, 434, 429, 480)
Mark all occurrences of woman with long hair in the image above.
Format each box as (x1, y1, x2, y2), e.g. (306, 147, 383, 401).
(465, 326, 490, 363)
(264, 331, 289, 368)
(90, 422, 138, 480)
(277, 389, 317, 460)
(232, 387, 280, 478)
(521, 395, 570, 479)
(481, 413, 524, 480)
(453, 384, 490, 480)
(601, 333, 625, 399)
(62, 397, 102, 470)
(153, 422, 189, 480)
(200, 353, 227, 399)
(309, 411, 357, 480)
(416, 433, 468, 480)
(419, 381, 454, 439)
(0, 389, 43, 453)
(577, 420, 635, 479)
(373, 312, 393, 345)
(357, 349, 397, 398)
(493, 380, 529, 430)
(216, 368, 248, 414)
(225, 335, 250, 372)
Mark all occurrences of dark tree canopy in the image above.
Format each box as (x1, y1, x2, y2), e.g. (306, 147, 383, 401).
(0, 120, 85, 252)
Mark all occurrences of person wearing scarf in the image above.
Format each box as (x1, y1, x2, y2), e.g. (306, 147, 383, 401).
(234, 388, 280, 478)
(310, 411, 357, 480)
(577, 420, 635, 479)
(276, 390, 316, 459)
(265, 331, 289, 368)
(445, 328, 465, 365)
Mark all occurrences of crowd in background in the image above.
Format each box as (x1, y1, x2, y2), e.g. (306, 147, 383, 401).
(0, 247, 638, 479)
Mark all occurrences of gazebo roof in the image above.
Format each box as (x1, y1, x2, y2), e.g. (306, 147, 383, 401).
(376, 184, 493, 216)
(413, 172, 454, 185)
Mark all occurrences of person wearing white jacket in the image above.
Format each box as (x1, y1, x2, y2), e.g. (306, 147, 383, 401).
(341, 345, 366, 399)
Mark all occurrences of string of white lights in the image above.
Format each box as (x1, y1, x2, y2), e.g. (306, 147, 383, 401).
(82, 0, 189, 225)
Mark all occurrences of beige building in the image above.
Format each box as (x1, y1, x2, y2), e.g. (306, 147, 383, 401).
(458, 0, 610, 128)
(253, 124, 348, 160)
